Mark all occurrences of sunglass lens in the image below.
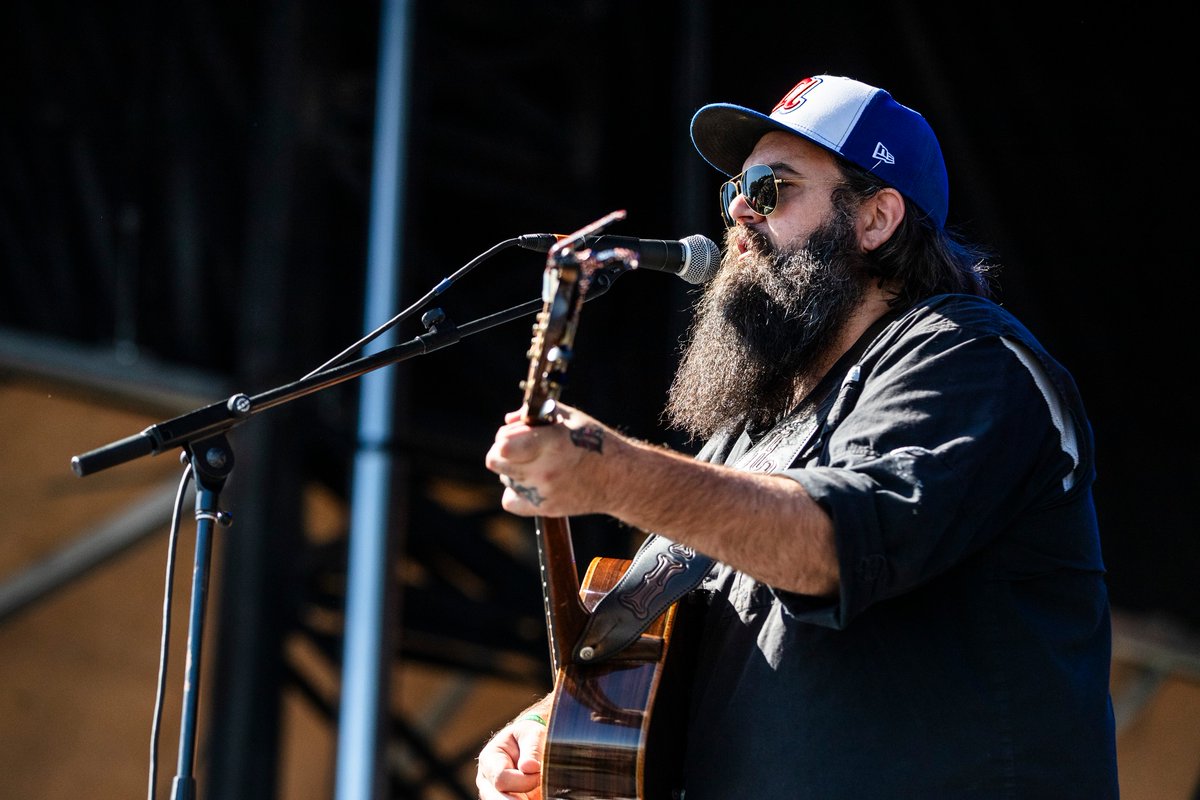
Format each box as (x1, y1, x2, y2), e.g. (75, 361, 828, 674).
(742, 165, 777, 215)
(718, 165, 779, 225)
(720, 180, 738, 225)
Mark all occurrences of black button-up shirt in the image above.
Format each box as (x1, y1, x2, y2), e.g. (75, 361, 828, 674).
(681, 294, 1118, 799)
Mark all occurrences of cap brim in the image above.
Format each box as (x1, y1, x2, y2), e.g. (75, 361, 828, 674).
(690, 103, 813, 176)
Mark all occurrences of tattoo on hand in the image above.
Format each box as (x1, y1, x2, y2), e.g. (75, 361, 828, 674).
(569, 424, 604, 453)
(512, 482, 544, 507)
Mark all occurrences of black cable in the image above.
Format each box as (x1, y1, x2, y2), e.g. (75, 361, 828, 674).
(302, 236, 526, 380)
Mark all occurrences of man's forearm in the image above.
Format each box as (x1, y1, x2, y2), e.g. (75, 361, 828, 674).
(602, 435, 839, 596)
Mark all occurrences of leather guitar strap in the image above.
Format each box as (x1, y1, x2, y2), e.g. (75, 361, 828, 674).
(572, 310, 900, 665)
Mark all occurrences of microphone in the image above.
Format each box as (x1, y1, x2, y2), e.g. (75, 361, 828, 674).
(517, 233, 721, 285)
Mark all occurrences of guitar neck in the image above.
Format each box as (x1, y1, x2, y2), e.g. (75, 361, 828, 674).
(535, 515, 588, 675)
(517, 210, 630, 680)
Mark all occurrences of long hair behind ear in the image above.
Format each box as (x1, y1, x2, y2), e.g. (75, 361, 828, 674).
(833, 158, 997, 308)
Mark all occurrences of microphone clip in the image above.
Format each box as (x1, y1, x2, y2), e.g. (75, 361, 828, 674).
(546, 210, 638, 297)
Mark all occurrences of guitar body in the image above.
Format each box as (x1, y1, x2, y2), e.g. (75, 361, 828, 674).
(542, 552, 696, 800)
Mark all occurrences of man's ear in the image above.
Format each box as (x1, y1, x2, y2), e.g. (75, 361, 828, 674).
(858, 187, 906, 252)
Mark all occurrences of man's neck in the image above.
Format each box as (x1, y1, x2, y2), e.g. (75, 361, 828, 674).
(790, 289, 896, 408)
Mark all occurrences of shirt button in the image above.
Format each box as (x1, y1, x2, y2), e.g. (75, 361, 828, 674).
(857, 555, 885, 582)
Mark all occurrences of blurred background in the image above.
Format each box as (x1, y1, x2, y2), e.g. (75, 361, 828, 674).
(1, 1, 1196, 798)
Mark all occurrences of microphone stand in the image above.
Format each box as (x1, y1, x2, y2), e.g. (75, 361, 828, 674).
(68, 260, 627, 799)
(169, 432, 232, 800)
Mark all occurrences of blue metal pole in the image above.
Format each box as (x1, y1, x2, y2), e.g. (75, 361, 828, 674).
(335, 1, 413, 798)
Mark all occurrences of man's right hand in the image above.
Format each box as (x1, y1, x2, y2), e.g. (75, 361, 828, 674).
(475, 712, 548, 799)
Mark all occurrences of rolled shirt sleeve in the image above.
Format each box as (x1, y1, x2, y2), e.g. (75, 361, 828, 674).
(777, 297, 1096, 627)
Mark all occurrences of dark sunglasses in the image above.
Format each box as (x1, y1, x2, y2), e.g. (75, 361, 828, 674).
(719, 164, 798, 226)
(720, 164, 848, 227)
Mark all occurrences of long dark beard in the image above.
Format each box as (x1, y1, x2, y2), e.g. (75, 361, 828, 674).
(665, 214, 869, 441)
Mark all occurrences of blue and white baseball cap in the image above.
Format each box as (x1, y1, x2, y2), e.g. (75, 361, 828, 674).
(691, 75, 949, 228)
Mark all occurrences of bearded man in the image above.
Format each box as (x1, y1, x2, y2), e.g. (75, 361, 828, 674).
(476, 75, 1118, 800)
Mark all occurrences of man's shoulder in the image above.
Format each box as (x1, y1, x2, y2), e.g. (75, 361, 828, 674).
(861, 294, 1065, 383)
(889, 293, 1038, 344)
(907, 292, 1013, 325)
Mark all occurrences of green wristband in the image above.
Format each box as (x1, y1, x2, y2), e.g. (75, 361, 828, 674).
(520, 713, 548, 726)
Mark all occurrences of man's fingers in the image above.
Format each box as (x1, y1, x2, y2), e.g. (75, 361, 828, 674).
(477, 732, 540, 799)
(491, 424, 542, 462)
(477, 766, 537, 799)
(514, 721, 547, 773)
(485, 429, 535, 478)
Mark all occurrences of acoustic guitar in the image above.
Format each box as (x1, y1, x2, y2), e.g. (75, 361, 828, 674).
(516, 211, 693, 799)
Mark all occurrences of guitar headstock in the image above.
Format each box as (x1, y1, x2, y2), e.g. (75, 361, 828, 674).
(519, 210, 631, 425)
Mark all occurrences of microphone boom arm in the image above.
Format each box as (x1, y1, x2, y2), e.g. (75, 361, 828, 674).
(70, 265, 628, 478)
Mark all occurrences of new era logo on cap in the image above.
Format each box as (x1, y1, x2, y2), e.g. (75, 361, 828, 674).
(690, 74, 949, 228)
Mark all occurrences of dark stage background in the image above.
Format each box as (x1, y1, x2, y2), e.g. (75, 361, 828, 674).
(1, 2, 1194, 798)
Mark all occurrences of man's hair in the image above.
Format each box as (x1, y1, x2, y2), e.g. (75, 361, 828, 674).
(832, 158, 996, 308)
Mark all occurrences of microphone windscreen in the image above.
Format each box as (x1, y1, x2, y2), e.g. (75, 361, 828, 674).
(679, 234, 721, 284)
